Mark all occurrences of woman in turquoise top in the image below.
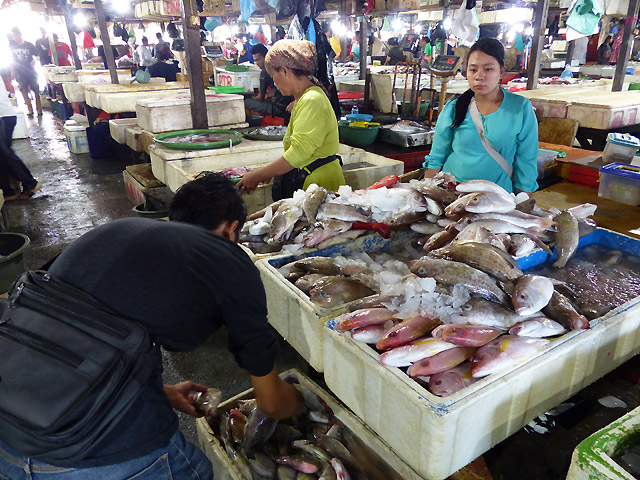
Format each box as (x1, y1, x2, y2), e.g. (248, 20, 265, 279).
(423, 38, 539, 194)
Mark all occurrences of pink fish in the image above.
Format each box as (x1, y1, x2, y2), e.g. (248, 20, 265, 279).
(509, 317, 566, 337)
(432, 324, 504, 347)
(338, 308, 397, 332)
(376, 315, 441, 350)
(428, 362, 477, 397)
(351, 322, 394, 344)
(407, 346, 475, 377)
(331, 458, 351, 480)
(471, 335, 549, 378)
(380, 338, 458, 367)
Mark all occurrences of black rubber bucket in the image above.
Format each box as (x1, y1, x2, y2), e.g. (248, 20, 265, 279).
(0, 233, 30, 293)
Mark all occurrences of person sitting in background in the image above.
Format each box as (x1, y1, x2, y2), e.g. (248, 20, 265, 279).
(347, 35, 360, 62)
(244, 43, 294, 118)
(416, 36, 432, 67)
(134, 37, 154, 70)
(598, 35, 613, 65)
(9, 27, 41, 116)
(237, 42, 249, 63)
(50, 34, 73, 66)
(385, 38, 405, 65)
(0, 81, 41, 200)
(90, 44, 120, 69)
(148, 45, 180, 82)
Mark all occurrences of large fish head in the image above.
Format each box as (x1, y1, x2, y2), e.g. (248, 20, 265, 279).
(409, 259, 430, 277)
(429, 370, 466, 397)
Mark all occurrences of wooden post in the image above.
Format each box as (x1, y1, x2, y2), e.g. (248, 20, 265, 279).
(440, 0, 449, 56)
(63, 7, 83, 70)
(94, 0, 119, 84)
(180, 0, 208, 129)
(359, 18, 367, 81)
(526, 0, 550, 90)
(613, 0, 640, 91)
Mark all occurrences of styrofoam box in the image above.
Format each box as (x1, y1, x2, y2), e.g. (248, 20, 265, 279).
(567, 92, 640, 129)
(93, 88, 193, 114)
(136, 93, 246, 133)
(63, 77, 143, 103)
(215, 67, 261, 93)
(63, 123, 89, 154)
(12, 108, 28, 140)
(567, 405, 640, 480)
(159, 145, 404, 214)
(83, 81, 187, 109)
(195, 369, 423, 480)
(322, 228, 640, 480)
(109, 118, 139, 144)
(255, 231, 415, 372)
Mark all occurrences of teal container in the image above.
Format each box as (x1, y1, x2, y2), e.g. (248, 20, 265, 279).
(0, 233, 30, 293)
(338, 120, 380, 147)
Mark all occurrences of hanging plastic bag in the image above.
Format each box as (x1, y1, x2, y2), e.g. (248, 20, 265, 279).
(288, 15, 305, 41)
(240, 0, 257, 21)
(276, 0, 296, 19)
(451, 1, 479, 46)
(306, 17, 316, 44)
(204, 17, 222, 31)
(566, 0, 601, 36)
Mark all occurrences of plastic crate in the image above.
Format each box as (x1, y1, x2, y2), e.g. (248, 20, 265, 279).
(599, 162, 640, 206)
(322, 228, 640, 480)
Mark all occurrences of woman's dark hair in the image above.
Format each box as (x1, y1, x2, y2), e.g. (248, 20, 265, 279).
(169, 173, 247, 232)
(452, 38, 505, 129)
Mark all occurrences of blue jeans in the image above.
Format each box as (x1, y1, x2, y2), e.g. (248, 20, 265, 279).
(0, 431, 213, 480)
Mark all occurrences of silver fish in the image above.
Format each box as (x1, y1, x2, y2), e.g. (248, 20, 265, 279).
(241, 408, 279, 452)
(270, 202, 304, 243)
(295, 274, 328, 294)
(410, 257, 508, 304)
(294, 257, 341, 275)
(467, 211, 555, 230)
(471, 335, 549, 377)
(316, 203, 370, 223)
(303, 221, 352, 248)
(464, 192, 516, 214)
(410, 221, 444, 235)
(553, 211, 579, 268)
(444, 193, 477, 218)
(567, 203, 597, 220)
(316, 230, 365, 250)
(452, 223, 507, 251)
(512, 275, 555, 316)
(429, 242, 522, 282)
(465, 219, 541, 235)
(509, 317, 566, 337)
(303, 185, 327, 223)
(456, 179, 512, 199)
(451, 297, 529, 329)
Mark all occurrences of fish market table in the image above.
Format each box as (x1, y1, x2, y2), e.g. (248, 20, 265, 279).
(534, 181, 640, 239)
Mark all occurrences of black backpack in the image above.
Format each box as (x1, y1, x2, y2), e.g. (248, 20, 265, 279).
(0, 271, 156, 464)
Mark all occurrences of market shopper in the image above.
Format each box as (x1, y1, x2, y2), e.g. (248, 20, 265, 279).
(0, 81, 41, 200)
(423, 38, 538, 194)
(90, 43, 121, 69)
(135, 36, 154, 70)
(237, 40, 345, 199)
(0, 173, 302, 479)
(385, 37, 405, 65)
(50, 33, 73, 66)
(34, 27, 52, 65)
(244, 43, 294, 118)
(598, 35, 613, 64)
(609, 18, 627, 65)
(9, 27, 41, 116)
(154, 31, 168, 57)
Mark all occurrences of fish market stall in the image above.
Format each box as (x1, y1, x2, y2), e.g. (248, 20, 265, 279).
(160, 146, 403, 215)
(196, 370, 423, 479)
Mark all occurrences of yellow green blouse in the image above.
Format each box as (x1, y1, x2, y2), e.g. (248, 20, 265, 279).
(282, 86, 345, 192)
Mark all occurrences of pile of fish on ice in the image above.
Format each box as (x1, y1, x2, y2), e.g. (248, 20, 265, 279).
(213, 374, 404, 480)
(275, 175, 599, 397)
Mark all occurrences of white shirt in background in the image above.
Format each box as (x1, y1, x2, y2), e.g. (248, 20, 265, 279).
(135, 45, 154, 67)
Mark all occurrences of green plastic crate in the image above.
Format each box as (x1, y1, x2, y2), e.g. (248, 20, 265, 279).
(208, 86, 244, 94)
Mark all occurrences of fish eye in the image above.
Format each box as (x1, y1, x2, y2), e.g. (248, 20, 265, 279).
(389, 332, 397, 337)
(419, 268, 427, 275)
(519, 294, 526, 300)
(434, 380, 442, 385)
(455, 328, 464, 334)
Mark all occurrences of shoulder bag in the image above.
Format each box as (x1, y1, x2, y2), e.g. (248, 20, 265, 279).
(468, 98, 513, 179)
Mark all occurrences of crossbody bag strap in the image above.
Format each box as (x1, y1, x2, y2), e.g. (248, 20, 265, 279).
(468, 98, 513, 179)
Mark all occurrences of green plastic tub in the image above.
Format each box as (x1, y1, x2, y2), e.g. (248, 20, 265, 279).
(132, 204, 169, 219)
(338, 120, 380, 147)
(154, 129, 242, 150)
(0, 233, 30, 293)
(208, 86, 244, 94)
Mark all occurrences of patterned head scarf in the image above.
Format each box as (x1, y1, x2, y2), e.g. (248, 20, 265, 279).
(265, 40, 318, 76)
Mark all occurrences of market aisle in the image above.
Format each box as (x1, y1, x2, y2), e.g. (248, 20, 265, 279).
(3, 111, 308, 445)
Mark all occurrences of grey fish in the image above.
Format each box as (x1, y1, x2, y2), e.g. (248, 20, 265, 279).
(315, 435, 359, 468)
(542, 290, 589, 330)
(512, 275, 555, 316)
(220, 413, 254, 479)
(553, 211, 579, 268)
(317, 203, 370, 223)
(308, 277, 375, 308)
(340, 264, 375, 277)
(410, 221, 444, 235)
(410, 258, 508, 304)
(244, 242, 284, 254)
(277, 465, 298, 480)
(347, 294, 394, 312)
(452, 223, 507, 252)
(349, 273, 380, 292)
(464, 192, 516, 214)
(238, 399, 257, 416)
(316, 230, 364, 250)
(295, 274, 328, 294)
(275, 454, 320, 474)
(303, 221, 352, 248)
(429, 242, 522, 282)
(303, 186, 328, 223)
(389, 211, 425, 228)
(444, 193, 477, 218)
(524, 233, 553, 255)
(451, 298, 526, 328)
(249, 451, 278, 478)
(249, 199, 287, 220)
(422, 228, 457, 252)
(241, 408, 279, 452)
(578, 217, 597, 238)
(515, 197, 536, 214)
(319, 465, 338, 480)
(415, 183, 458, 204)
(294, 257, 341, 275)
(270, 202, 304, 243)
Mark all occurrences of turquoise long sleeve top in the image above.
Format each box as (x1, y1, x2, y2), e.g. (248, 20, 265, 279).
(423, 88, 539, 193)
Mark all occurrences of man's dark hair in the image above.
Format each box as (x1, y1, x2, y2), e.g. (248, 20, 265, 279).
(169, 173, 247, 231)
(251, 43, 268, 57)
(156, 32, 162, 38)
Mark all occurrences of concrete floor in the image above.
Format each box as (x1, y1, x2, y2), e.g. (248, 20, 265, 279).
(6, 110, 640, 479)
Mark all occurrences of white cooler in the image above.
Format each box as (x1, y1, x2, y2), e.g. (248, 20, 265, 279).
(63, 120, 90, 154)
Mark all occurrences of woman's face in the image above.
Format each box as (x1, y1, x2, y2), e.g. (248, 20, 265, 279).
(466, 50, 504, 95)
(269, 67, 292, 95)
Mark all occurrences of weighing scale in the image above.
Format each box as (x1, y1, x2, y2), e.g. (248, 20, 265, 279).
(429, 55, 463, 122)
(203, 43, 224, 85)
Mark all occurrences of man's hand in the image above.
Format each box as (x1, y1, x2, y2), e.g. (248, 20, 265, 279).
(237, 170, 267, 192)
(164, 381, 208, 417)
(251, 369, 305, 419)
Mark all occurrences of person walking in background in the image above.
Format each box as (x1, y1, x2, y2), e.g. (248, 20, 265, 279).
(154, 32, 168, 58)
(134, 36, 154, 70)
(50, 34, 73, 66)
(598, 35, 613, 65)
(9, 27, 41, 116)
(610, 18, 626, 65)
(34, 27, 51, 65)
(0, 81, 41, 200)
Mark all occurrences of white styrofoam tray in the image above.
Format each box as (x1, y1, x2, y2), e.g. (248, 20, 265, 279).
(196, 369, 423, 480)
(109, 118, 139, 144)
(83, 81, 188, 109)
(322, 228, 640, 480)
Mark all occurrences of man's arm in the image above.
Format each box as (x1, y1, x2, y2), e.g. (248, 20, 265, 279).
(251, 368, 304, 419)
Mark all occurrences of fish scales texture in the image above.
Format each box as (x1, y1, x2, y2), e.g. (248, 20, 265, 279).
(553, 211, 579, 268)
(376, 315, 441, 350)
(429, 242, 523, 282)
(410, 257, 508, 304)
(464, 192, 517, 214)
(471, 335, 550, 377)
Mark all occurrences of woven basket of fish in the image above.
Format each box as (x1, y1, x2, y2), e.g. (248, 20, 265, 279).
(320, 228, 640, 480)
(567, 404, 640, 480)
(195, 369, 423, 480)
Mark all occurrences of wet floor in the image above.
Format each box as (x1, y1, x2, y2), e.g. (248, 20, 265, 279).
(6, 108, 640, 479)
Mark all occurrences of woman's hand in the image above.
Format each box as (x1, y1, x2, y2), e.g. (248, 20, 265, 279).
(237, 170, 268, 192)
(286, 101, 296, 113)
(164, 381, 208, 417)
(423, 168, 441, 179)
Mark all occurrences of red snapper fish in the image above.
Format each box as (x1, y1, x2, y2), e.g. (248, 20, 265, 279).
(380, 338, 459, 367)
(376, 315, 441, 350)
(471, 335, 549, 378)
(407, 346, 475, 377)
(432, 324, 504, 347)
(338, 308, 397, 331)
(428, 362, 478, 397)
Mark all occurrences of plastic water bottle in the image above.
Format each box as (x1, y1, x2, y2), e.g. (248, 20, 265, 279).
(351, 105, 359, 115)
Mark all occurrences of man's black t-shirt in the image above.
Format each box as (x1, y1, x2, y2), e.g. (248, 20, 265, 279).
(387, 46, 405, 65)
(148, 60, 180, 82)
(259, 69, 293, 110)
(10, 41, 38, 76)
(34, 38, 51, 65)
(47, 218, 277, 467)
(97, 45, 119, 69)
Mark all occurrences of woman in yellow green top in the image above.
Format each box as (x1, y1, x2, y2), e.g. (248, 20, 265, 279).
(237, 40, 345, 200)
